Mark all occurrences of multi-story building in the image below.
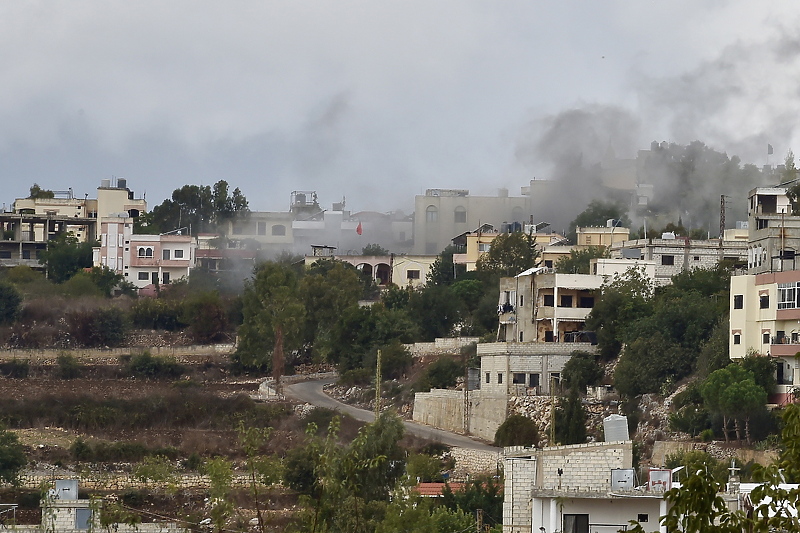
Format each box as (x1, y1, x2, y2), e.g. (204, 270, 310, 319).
(746, 186, 800, 274)
(451, 224, 568, 272)
(497, 269, 604, 344)
(576, 223, 631, 247)
(610, 236, 748, 286)
(303, 253, 438, 288)
(413, 188, 531, 254)
(93, 216, 195, 291)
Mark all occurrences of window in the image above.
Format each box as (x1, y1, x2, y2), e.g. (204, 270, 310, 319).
(485, 372, 490, 384)
(585, 236, 592, 244)
(478, 243, 491, 253)
(0, 251, 10, 259)
(519, 295, 524, 307)
(544, 330, 554, 342)
(637, 514, 649, 523)
(778, 283, 799, 309)
(497, 373, 503, 384)
(563, 514, 589, 533)
(543, 294, 555, 307)
(579, 296, 594, 308)
(138, 248, 145, 257)
(257, 221, 267, 236)
(693, 256, 700, 261)
(529, 374, 540, 387)
(662, 255, 675, 266)
(512, 373, 526, 384)
(162, 249, 170, 260)
(272, 224, 286, 236)
(407, 270, 420, 280)
(232, 224, 244, 235)
(764, 333, 771, 344)
(174, 249, 184, 259)
(519, 331, 524, 342)
(426, 205, 438, 222)
(734, 294, 744, 309)
(760, 295, 770, 309)
(146, 248, 153, 257)
(559, 295, 573, 308)
(162, 272, 170, 284)
(544, 260, 553, 268)
(734, 334, 741, 345)
(22, 250, 30, 259)
(454, 206, 467, 223)
(138, 272, 149, 280)
(137, 247, 153, 257)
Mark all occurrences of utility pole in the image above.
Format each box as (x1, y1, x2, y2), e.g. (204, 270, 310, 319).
(375, 349, 382, 417)
(475, 509, 483, 533)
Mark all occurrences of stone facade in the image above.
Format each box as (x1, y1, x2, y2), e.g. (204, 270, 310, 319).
(502, 441, 633, 533)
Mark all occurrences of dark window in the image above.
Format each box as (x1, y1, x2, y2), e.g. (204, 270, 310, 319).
(272, 224, 286, 236)
(138, 272, 149, 280)
(757, 218, 769, 230)
(0, 251, 10, 259)
(544, 330, 554, 342)
(151, 272, 158, 285)
(497, 373, 503, 384)
(543, 294, 555, 307)
(146, 248, 153, 257)
(559, 295, 573, 308)
(162, 249, 170, 260)
(162, 272, 170, 284)
(407, 270, 420, 280)
(662, 255, 675, 266)
(22, 250, 30, 259)
(138, 247, 145, 257)
(544, 260, 553, 268)
(764, 333, 771, 344)
(513, 373, 526, 384)
(174, 249, 184, 259)
(579, 296, 594, 308)
(693, 256, 700, 261)
(257, 221, 267, 236)
(563, 514, 589, 533)
(519, 331, 524, 342)
(485, 372, 490, 384)
(529, 373, 540, 387)
(734, 334, 741, 345)
(760, 295, 770, 309)
(637, 514, 649, 523)
(734, 295, 743, 309)
(519, 295, 524, 307)
(454, 207, 466, 223)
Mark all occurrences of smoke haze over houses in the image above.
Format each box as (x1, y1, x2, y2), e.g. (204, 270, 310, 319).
(1, 1, 800, 225)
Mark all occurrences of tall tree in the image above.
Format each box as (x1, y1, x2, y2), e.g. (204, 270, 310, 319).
(567, 200, 631, 243)
(555, 388, 587, 445)
(235, 262, 305, 383)
(0, 282, 21, 325)
(38, 232, 95, 283)
(144, 180, 249, 234)
(475, 232, 540, 277)
(555, 246, 609, 274)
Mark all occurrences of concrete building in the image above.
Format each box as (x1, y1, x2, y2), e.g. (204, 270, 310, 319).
(304, 254, 438, 288)
(746, 186, 800, 274)
(575, 223, 630, 247)
(12, 178, 146, 241)
(610, 236, 748, 286)
(0, 212, 98, 271)
(497, 268, 604, 344)
(413, 188, 531, 255)
(729, 270, 800, 404)
(93, 217, 195, 291)
(451, 224, 568, 272)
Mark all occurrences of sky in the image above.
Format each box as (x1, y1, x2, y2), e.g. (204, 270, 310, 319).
(2, 1, 800, 214)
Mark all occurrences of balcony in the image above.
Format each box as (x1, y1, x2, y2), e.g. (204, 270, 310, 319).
(770, 336, 800, 357)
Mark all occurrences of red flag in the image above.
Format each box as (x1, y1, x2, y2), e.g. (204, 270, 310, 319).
(356, 222, 363, 235)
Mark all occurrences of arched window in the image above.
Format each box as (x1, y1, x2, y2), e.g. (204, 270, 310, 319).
(454, 206, 466, 224)
(272, 224, 286, 236)
(137, 247, 154, 258)
(145, 248, 153, 257)
(426, 205, 438, 223)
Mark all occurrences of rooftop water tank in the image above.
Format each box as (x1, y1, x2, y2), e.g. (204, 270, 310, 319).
(603, 414, 629, 441)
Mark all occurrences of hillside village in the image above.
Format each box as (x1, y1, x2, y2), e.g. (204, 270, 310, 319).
(4, 144, 800, 532)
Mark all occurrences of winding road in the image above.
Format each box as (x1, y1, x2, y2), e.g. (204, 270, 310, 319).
(284, 379, 500, 452)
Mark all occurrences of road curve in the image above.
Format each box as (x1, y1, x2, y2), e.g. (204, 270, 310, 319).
(284, 379, 500, 452)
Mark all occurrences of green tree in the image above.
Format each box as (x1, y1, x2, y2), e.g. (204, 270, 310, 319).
(561, 351, 603, 392)
(414, 356, 462, 392)
(362, 243, 389, 256)
(476, 232, 540, 277)
(554, 246, 609, 274)
(567, 200, 630, 243)
(441, 477, 504, 529)
(555, 388, 587, 445)
(183, 291, 228, 343)
(0, 427, 27, 485)
(494, 414, 539, 447)
(585, 266, 654, 360)
(144, 180, 249, 234)
(426, 246, 464, 286)
(28, 183, 54, 199)
(740, 354, 777, 395)
(86, 266, 132, 297)
(38, 232, 95, 283)
(235, 262, 305, 380)
(406, 453, 444, 483)
(702, 364, 762, 442)
(0, 282, 21, 325)
(407, 285, 460, 340)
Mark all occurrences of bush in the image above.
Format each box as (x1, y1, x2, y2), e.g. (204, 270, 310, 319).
(0, 282, 22, 325)
(129, 298, 186, 331)
(0, 359, 29, 379)
(406, 453, 443, 482)
(67, 307, 127, 347)
(338, 368, 373, 387)
(126, 352, 185, 380)
(414, 356, 462, 392)
(56, 354, 82, 379)
(494, 414, 539, 447)
(183, 292, 228, 343)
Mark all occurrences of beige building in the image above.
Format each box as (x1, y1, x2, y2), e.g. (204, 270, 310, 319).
(12, 178, 146, 241)
(93, 217, 195, 290)
(413, 188, 532, 255)
(451, 225, 568, 271)
(576, 223, 630, 247)
(498, 268, 604, 344)
(304, 254, 438, 288)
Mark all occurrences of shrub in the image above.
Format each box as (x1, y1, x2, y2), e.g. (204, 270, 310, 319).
(494, 414, 539, 447)
(338, 368, 373, 387)
(56, 354, 82, 380)
(0, 359, 29, 379)
(414, 356, 462, 392)
(67, 307, 127, 347)
(126, 352, 185, 380)
(183, 292, 228, 344)
(129, 298, 186, 331)
(406, 453, 443, 482)
(0, 282, 22, 325)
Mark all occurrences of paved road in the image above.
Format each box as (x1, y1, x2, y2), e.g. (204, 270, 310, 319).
(284, 379, 500, 452)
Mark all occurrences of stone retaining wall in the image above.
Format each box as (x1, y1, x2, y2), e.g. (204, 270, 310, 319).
(0, 344, 235, 362)
(18, 471, 254, 492)
(405, 337, 479, 357)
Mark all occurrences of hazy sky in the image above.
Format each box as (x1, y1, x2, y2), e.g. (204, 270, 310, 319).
(2, 1, 799, 214)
